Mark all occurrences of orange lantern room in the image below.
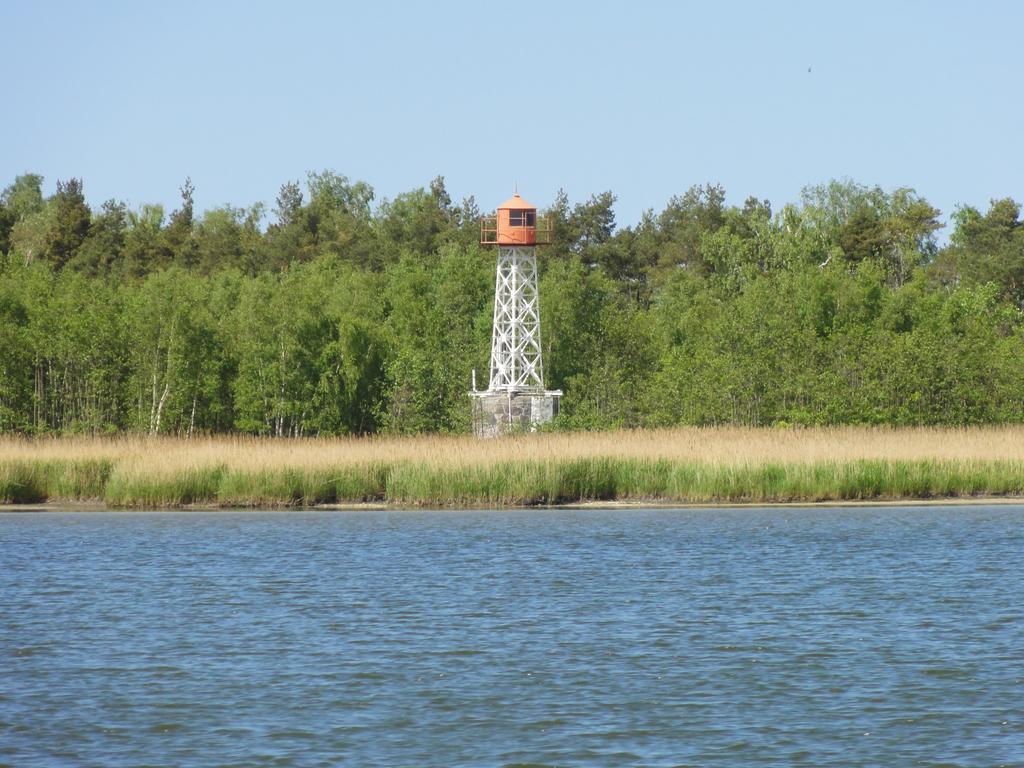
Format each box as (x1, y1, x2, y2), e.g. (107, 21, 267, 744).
(480, 192, 553, 246)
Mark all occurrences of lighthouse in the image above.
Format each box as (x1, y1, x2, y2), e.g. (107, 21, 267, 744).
(470, 191, 562, 437)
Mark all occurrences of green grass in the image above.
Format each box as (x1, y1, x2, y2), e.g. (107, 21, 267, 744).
(4, 456, 1024, 508)
(0, 461, 47, 503)
(386, 459, 620, 506)
(0, 459, 113, 504)
(381, 458, 1024, 507)
(217, 463, 389, 507)
(103, 464, 225, 508)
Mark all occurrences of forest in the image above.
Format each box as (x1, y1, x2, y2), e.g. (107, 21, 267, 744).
(0, 171, 1022, 436)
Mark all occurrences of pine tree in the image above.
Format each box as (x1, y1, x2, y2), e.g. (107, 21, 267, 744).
(45, 178, 91, 270)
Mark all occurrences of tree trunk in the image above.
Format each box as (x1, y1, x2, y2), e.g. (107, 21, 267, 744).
(153, 379, 170, 435)
(149, 371, 158, 433)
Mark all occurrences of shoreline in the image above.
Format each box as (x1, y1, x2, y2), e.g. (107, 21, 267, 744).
(5, 495, 1024, 513)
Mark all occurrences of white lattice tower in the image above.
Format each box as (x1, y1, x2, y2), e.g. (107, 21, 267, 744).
(488, 246, 544, 391)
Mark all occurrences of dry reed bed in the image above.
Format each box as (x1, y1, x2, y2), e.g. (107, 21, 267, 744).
(3, 427, 1024, 507)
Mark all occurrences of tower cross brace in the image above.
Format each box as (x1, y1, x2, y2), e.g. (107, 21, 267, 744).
(488, 246, 544, 391)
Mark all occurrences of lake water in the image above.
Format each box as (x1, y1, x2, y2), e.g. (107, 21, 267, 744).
(1, 506, 1022, 767)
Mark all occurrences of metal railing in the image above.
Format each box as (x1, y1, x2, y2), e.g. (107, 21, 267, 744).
(480, 215, 499, 244)
(479, 214, 555, 245)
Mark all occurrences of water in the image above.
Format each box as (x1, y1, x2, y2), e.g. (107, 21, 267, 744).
(1, 506, 1022, 767)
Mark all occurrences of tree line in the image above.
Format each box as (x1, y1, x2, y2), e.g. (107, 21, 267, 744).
(1, 171, 1022, 435)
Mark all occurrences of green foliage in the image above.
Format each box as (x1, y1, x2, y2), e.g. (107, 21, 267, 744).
(7, 451, 1024, 508)
(103, 464, 225, 507)
(9, 450, 1024, 508)
(1, 170, 1023, 435)
(381, 243, 491, 433)
(165, 178, 197, 268)
(0, 174, 45, 256)
(72, 199, 129, 275)
(121, 204, 168, 278)
(801, 179, 941, 285)
(0, 461, 47, 502)
(45, 178, 91, 269)
(942, 199, 1024, 305)
(0, 458, 112, 503)
(217, 464, 388, 506)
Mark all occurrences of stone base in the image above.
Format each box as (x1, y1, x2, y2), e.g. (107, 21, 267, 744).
(469, 390, 562, 438)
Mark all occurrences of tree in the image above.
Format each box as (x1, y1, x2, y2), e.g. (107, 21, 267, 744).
(0, 267, 33, 429)
(166, 178, 197, 268)
(655, 183, 726, 274)
(375, 187, 452, 259)
(1, 174, 44, 221)
(307, 170, 374, 220)
(569, 191, 616, 254)
(73, 199, 129, 275)
(2, 172, 48, 260)
(945, 198, 1024, 304)
(429, 175, 453, 216)
(45, 178, 91, 270)
(883, 188, 940, 286)
(127, 269, 226, 434)
(121, 204, 167, 279)
(301, 170, 376, 265)
(9, 206, 55, 265)
(380, 244, 491, 433)
(194, 205, 263, 273)
(802, 179, 940, 284)
(274, 181, 303, 227)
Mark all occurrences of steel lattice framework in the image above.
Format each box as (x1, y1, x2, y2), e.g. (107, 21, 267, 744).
(487, 246, 545, 391)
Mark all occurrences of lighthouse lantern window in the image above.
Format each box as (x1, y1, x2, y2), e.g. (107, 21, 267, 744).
(509, 210, 536, 227)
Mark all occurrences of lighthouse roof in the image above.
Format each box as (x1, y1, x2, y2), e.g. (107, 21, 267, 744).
(497, 192, 536, 211)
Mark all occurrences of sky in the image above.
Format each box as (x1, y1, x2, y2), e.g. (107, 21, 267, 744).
(2, 0, 1022, 235)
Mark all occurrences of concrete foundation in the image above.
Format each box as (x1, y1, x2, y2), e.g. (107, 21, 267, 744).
(470, 390, 562, 438)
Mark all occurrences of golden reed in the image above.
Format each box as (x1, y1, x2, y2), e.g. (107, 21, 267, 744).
(3, 427, 1024, 507)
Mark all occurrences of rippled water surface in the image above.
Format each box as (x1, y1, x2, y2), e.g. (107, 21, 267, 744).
(2, 506, 1023, 767)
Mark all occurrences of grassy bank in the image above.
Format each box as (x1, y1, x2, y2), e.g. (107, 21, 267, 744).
(3, 427, 1024, 507)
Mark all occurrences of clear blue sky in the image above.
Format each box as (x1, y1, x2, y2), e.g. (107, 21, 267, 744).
(3, 0, 1021, 234)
